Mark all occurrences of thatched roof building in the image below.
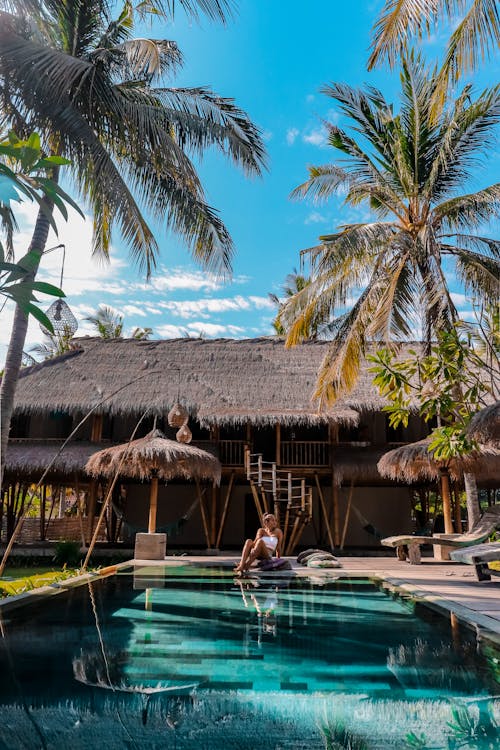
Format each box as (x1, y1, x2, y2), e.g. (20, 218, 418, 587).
(12, 337, 435, 426)
(467, 402, 500, 448)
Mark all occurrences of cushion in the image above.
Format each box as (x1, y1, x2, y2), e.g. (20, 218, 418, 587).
(258, 557, 292, 571)
(297, 548, 319, 564)
(307, 558, 342, 569)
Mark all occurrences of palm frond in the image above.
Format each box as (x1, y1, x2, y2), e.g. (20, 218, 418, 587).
(290, 164, 351, 203)
(434, 184, 500, 230)
(432, 0, 500, 108)
(448, 246, 500, 303)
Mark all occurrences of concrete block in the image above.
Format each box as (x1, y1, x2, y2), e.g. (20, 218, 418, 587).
(134, 532, 166, 560)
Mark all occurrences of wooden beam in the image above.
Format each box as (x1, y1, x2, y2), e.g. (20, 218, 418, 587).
(215, 472, 235, 549)
(276, 423, 281, 466)
(340, 480, 354, 550)
(315, 473, 335, 552)
(440, 469, 454, 534)
(90, 414, 103, 442)
(249, 482, 264, 523)
(148, 476, 159, 533)
(210, 483, 218, 547)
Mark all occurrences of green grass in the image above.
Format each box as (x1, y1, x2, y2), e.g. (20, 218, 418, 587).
(0, 567, 80, 598)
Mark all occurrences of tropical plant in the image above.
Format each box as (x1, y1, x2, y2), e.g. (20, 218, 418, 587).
(85, 305, 124, 339)
(0, 131, 78, 328)
(29, 325, 75, 359)
(368, 0, 500, 115)
(0, 0, 265, 488)
(269, 268, 313, 335)
(369, 327, 493, 529)
(132, 326, 153, 340)
(282, 54, 500, 408)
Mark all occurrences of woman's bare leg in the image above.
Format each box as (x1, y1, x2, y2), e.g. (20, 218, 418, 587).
(238, 539, 271, 573)
(234, 539, 254, 572)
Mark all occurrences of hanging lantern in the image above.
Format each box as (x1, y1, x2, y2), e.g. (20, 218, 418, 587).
(40, 244, 78, 337)
(176, 423, 192, 444)
(168, 403, 188, 428)
(42, 298, 78, 336)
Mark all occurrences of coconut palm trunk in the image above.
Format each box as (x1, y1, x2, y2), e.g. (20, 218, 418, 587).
(0, 203, 52, 489)
(464, 472, 481, 531)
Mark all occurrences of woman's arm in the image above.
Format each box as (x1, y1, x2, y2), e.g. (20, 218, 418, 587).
(275, 529, 283, 558)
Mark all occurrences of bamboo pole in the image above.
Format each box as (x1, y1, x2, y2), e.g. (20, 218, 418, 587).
(250, 482, 264, 521)
(148, 475, 159, 533)
(340, 480, 354, 550)
(453, 485, 462, 533)
(196, 481, 211, 548)
(216, 472, 235, 549)
(315, 473, 335, 551)
(210, 483, 217, 547)
(275, 423, 281, 466)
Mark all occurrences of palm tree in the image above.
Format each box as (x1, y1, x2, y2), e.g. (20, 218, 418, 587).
(85, 305, 124, 339)
(269, 269, 313, 336)
(0, 0, 265, 486)
(29, 325, 75, 359)
(281, 54, 500, 407)
(368, 0, 500, 114)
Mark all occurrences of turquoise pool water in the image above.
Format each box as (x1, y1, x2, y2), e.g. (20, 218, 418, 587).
(0, 565, 498, 749)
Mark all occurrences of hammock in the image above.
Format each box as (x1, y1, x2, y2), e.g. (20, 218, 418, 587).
(111, 496, 200, 539)
(351, 504, 384, 540)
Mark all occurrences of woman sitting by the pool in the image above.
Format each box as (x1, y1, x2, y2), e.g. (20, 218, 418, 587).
(234, 513, 283, 574)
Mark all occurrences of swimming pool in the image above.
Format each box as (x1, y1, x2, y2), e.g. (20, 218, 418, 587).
(0, 564, 498, 749)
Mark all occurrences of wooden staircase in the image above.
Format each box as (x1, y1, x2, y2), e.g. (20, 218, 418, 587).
(245, 450, 312, 555)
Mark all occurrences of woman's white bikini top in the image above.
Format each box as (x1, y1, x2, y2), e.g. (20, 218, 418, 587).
(261, 535, 278, 551)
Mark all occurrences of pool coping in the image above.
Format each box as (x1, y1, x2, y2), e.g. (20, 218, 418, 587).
(1, 556, 500, 649)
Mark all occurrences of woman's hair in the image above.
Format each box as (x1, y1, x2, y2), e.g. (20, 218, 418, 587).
(262, 513, 276, 522)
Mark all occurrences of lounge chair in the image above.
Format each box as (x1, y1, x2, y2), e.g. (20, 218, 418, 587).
(381, 505, 500, 564)
(450, 542, 500, 581)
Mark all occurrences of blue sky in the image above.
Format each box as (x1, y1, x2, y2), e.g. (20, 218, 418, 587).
(2, 0, 499, 360)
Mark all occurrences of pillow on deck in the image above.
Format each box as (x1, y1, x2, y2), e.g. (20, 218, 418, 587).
(258, 557, 292, 571)
(307, 558, 342, 569)
(297, 548, 320, 564)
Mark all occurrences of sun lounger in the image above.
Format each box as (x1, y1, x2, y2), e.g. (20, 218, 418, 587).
(450, 542, 500, 581)
(381, 506, 500, 564)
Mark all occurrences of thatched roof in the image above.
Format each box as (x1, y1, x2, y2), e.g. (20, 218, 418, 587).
(11, 337, 436, 427)
(4, 440, 104, 477)
(467, 402, 500, 448)
(377, 438, 500, 484)
(85, 429, 221, 484)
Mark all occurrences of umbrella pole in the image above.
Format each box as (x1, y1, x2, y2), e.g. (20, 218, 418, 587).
(148, 476, 159, 534)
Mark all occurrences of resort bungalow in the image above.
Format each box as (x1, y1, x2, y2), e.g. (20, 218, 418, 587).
(3, 336, 459, 551)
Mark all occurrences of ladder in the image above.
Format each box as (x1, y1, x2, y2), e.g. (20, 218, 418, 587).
(245, 450, 312, 555)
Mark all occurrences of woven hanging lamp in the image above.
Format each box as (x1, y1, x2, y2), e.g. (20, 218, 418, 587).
(167, 367, 188, 427)
(40, 245, 78, 336)
(176, 423, 192, 444)
(168, 403, 188, 428)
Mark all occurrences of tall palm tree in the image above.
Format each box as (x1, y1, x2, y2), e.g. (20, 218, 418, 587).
(0, 0, 265, 487)
(368, 0, 500, 114)
(281, 55, 500, 407)
(85, 305, 124, 339)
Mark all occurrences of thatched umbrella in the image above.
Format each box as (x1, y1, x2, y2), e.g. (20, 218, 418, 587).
(85, 428, 221, 533)
(377, 439, 499, 534)
(467, 402, 500, 448)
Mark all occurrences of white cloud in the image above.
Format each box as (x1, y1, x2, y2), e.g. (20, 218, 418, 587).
(305, 211, 327, 225)
(286, 127, 300, 146)
(156, 321, 244, 338)
(122, 304, 147, 317)
(262, 129, 273, 142)
(450, 292, 469, 308)
(156, 295, 274, 319)
(303, 126, 328, 147)
(142, 268, 223, 293)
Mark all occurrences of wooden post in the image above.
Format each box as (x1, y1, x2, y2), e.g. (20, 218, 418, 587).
(215, 472, 235, 549)
(210, 483, 218, 547)
(91, 414, 103, 442)
(440, 469, 454, 534)
(148, 475, 159, 533)
(87, 479, 98, 544)
(315, 473, 335, 552)
(453, 486, 462, 533)
(340, 480, 354, 550)
(276, 423, 281, 466)
(332, 477, 340, 547)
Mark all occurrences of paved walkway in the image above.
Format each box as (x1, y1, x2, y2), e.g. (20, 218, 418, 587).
(135, 554, 500, 644)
